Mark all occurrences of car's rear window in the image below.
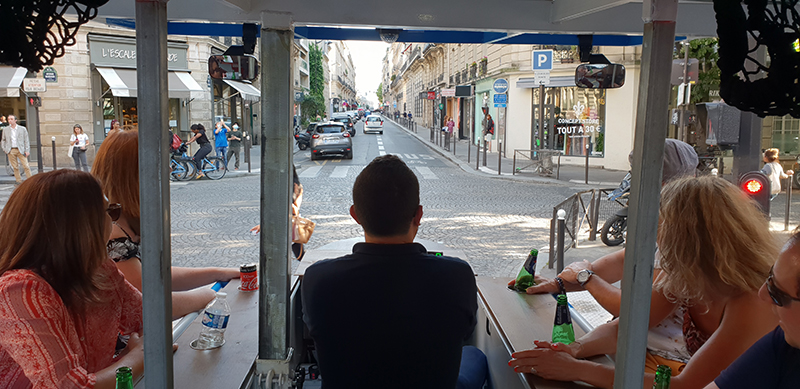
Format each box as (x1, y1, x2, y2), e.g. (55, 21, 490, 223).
(367, 117, 381, 122)
(317, 125, 345, 134)
(333, 117, 350, 123)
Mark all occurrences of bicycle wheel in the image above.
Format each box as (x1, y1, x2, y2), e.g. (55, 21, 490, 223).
(202, 157, 226, 180)
(178, 159, 197, 181)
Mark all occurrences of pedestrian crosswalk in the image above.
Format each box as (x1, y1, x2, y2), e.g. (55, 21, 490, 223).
(299, 164, 440, 180)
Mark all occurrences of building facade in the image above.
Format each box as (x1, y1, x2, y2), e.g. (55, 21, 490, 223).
(328, 41, 357, 112)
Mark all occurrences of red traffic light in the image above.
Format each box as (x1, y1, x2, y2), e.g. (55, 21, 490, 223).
(743, 179, 763, 194)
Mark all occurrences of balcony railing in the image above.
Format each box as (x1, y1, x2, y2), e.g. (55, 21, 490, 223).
(479, 61, 487, 76)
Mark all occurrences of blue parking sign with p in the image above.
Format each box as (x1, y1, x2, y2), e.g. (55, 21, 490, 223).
(532, 50, 553, 70)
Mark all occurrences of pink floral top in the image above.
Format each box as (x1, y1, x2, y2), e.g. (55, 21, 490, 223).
(0, 259, 142, 388)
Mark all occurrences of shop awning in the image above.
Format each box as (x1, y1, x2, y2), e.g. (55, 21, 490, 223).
(0, 67, 27, 97)
(516, 76, 576, 89)
(97, 67, 204, 98)
(223, 80, 261, 102)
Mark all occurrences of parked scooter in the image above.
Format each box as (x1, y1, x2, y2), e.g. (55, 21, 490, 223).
(600, 172, 631, 246)
(294, 127, 310, 150)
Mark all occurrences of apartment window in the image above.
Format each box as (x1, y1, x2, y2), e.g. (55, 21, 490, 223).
(772, 115, 800, 155)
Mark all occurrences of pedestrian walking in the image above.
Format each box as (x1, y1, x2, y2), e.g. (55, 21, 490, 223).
(70, 124, 90, 172)
(0, 115, 32, 184)
(226, 122, 243, 170)
(484, 114, 495, 152)
(214, 121, 229, 169)
(186, 123, 212, 179)
(761, 148, 793, 201)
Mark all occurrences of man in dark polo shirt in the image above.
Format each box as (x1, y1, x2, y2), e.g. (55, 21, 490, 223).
(302, 155, 481, 389)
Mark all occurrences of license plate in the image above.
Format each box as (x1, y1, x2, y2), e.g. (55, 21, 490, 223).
(324, 138, 338, 144)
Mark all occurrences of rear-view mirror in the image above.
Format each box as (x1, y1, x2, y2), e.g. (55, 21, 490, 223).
(208, 55, 259, 81)
(575, 64, 625, 89)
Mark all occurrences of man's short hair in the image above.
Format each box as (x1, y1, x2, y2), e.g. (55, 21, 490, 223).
(352, 155, 419, 237)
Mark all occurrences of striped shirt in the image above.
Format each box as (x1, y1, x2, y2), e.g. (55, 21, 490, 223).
(0, 259, 142, 388)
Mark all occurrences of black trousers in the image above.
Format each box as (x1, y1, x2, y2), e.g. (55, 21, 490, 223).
(193, 143, 212, 170)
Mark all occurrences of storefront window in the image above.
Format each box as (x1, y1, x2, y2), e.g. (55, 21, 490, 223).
(549, 87, 606, 157)
(772, 115, 800, 155)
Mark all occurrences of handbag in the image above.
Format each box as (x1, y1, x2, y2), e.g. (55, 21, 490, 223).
(67, 145, 74, 158)
(291, 203, 315, 244)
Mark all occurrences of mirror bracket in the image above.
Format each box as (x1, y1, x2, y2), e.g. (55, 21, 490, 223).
(223, 23, 259, 56)
(577, 34, 611, 65)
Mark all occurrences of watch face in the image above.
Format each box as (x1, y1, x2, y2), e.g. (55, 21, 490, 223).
(577, 270, 589, 283)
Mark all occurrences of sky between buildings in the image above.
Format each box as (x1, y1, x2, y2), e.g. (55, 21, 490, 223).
(347, 40, 389, 107)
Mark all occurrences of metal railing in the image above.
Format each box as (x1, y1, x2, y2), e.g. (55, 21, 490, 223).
(547, 188, 624, 267)
(512, 149, 562, 176)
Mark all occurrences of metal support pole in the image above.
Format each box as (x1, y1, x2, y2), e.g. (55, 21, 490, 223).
(589, 190, 600, 241)
(498, 138, 502, 175)
(259, 20, 293, 361)
(34, 106, 43, 173)
(246, 135, 252, 173)
(476, 135, 481, 170)
(538, 84, 545, 149)
(614, 3, 677, 387)
(51, 136, 57, 170)
(548, 208, 557, 269)
(556, 209, 566, 273)
(786, 174, 793, 231)
(135, 0, 173, 387)
(677, 42, 689, 142)
(483, 136, 488, 166)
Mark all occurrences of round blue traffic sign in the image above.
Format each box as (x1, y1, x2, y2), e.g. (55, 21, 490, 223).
(493, 79, 509, 94)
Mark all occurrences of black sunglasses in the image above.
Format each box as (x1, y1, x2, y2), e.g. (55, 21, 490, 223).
(766, 266, 800, 307)
(107, 203, 122, 222)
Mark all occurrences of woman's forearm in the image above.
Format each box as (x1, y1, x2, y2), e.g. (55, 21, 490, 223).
(171, 266, 239, 291)
(575, 360, 615, 389)
(574, 320, 620, 358)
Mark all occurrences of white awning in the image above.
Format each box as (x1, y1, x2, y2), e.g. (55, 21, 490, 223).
(224, 80, 261, 102)
(0, 67, 27, 97)
(516, 76, 576, 89)
(97, 67, 204, 98)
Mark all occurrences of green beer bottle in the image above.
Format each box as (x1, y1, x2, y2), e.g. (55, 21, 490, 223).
(509, 249, 538, 292)
(551, 294, 575, 344)
(652, 365, 671, 389)
(115, 366, 134, 389)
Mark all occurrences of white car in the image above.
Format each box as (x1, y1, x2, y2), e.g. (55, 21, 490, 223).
(364, 115, 384, 134)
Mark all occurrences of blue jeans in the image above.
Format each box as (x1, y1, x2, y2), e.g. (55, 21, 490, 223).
(457, 346, 488, 389)
(215, 146, 228, 169)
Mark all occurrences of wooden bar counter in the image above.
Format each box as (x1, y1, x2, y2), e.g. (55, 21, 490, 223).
(476, 276, 613, 389)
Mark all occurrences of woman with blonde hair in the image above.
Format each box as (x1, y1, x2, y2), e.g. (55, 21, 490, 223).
(92, 130, 239, 319)
(510, 176, 779, 388)
(0, 170, 145, 386)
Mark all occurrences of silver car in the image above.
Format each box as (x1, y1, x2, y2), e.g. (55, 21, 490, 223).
(310, 122, 353, 160)
(364, 114, 384, 134)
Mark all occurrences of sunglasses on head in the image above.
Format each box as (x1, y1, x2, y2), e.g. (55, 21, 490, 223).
(767, 266, 800, 307)
(106, 203, 122, 222)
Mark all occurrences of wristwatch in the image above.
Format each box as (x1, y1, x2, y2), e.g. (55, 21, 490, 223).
(576, 269, 595, 287)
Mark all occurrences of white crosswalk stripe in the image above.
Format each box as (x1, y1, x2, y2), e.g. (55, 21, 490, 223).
(299, 166, 322, 178)
(415, 166, 438, 180)
(379, 151, 386, 156)
(330, 166, 349, 178)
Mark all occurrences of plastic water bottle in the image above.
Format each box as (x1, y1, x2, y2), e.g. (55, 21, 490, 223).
(197, 292, 231, 349)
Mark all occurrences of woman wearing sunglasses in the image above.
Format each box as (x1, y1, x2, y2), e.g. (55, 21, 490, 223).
(510, 176, 779, 388)
(92, 130, 239, 319)
(707, 233, 800, 388)
(0, 170, 145, 387)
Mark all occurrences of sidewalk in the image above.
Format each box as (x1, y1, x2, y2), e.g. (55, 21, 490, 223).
(386, 116, 628, 189)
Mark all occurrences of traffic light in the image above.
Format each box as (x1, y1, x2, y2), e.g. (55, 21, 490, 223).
(739, 171, 770, 215)
(28, 96, 41, 107)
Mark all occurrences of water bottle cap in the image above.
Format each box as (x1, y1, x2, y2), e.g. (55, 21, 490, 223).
(216, 292, 227, 298)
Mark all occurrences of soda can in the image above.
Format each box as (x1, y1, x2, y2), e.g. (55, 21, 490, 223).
(240, 263, 258, 291)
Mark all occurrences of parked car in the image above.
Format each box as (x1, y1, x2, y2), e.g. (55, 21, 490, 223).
(310, 122, 352, 160)
(364, 114, 384, 134)
(331, 114, 356, 136)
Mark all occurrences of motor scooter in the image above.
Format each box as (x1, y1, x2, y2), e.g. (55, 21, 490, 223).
(294, 127, 310, 150)
(600, 172, 630, 246)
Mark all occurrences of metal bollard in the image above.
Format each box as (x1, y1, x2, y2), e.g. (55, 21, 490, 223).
(483, 135, 488, 166)
(585, 143, 590, 184)
(556, 209, 566, 273)
(589, 190, 600, 241)
(245, 135, 252, 173)
(497, 138, 502, 175)
(786, 174, 793, 231)
(51, 136, 57, 170)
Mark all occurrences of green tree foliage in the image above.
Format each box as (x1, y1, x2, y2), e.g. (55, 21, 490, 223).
(302, 43, 327, 122)
(677, 38, 720, 104)
(376, 82, 383, 104)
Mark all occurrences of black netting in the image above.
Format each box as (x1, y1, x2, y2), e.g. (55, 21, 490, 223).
(714, 0, 800, 117)
(0, 0, 108, 72)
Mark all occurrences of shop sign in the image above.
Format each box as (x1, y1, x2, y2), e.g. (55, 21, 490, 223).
(43, 67, 57, 83)
(492, 79, 509, 94)
(88, 35, 189, 71)
(427, 91, 436, 100)
(438, 103, 444, 110)
(23, 78, 46, 92)
(441, 88, 455, 97)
